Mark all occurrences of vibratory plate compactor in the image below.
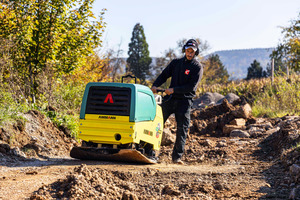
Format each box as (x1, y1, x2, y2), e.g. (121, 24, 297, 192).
(70, 76, 164, 164)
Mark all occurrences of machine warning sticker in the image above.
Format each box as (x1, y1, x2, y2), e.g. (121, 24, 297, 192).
(143, 129, 153, 136)
(156, 123, 162, 138)
(155, 123, 161, 131)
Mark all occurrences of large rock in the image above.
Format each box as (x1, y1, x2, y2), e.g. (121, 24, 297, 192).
(248, 126, 265, 137)
(216, 93, 240, 105)
(247, 122, 273, 130)
(192, 92, 240, 109)
(192, 92, 225, 109)
(223, 125, 246, 135)
(212, 92, 226, 104)
(229, 118, 246, 126)
(230, 130, 250, 138)
(232, 103, 252, 119)
(161, 128, 176, 146)
(265, 127, 280, 135)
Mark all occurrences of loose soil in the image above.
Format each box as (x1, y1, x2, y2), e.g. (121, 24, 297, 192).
(0, 100, 300, 199)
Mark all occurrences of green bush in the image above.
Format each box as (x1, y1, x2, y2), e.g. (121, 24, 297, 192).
(46, 110, 79, 138)
(53, 80, 85, 113)
(251, 76, 300, 117)
(0, 88, 30, 125)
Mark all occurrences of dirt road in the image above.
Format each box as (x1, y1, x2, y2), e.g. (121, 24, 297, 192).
(0, 159, 272, 200)
(0, 134, 292, 200)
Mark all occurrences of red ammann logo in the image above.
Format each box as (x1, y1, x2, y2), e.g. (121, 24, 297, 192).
(98, 116, 116, 120)
(104, 93, 114, 103)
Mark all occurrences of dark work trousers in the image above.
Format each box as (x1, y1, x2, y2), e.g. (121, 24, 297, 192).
(161, 96, 192, 161)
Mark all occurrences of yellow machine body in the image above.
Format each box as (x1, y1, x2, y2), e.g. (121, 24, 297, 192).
(79, 104, 163, 150)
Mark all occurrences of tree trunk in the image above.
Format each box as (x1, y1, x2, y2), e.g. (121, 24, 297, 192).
(29, 62, 35, 104)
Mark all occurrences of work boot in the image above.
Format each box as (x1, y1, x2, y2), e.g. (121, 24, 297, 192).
(173, 158, 184, 165)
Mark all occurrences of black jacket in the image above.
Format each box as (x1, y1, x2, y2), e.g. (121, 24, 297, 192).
(152, 56, 203, 99)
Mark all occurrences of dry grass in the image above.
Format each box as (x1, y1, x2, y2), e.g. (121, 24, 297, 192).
(197, 74, 300, 118)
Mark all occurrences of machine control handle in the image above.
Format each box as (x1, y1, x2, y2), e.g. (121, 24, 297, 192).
(156, 89, 165, 93)
(122, 75, 137, 83)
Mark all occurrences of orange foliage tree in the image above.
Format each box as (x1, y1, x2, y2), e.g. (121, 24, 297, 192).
(66, 52, 112, 84)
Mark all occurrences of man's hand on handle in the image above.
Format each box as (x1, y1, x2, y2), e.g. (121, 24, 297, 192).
(151, 87, 174, 95)
(165, 88, 174, 95)
(151, 86, 157, 93)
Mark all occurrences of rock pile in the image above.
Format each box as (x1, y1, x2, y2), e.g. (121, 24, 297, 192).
(161, 97, 255, 144)
(259, 116, 300, 198)
(30, 164, 217, 200)
(191, 98, 253, 137)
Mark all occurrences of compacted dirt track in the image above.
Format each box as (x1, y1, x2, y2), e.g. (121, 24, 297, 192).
(0, 132, 294, 200)
(0, 156, 273, 200)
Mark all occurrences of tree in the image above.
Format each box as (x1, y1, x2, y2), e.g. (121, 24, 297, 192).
(127, 23, 152, 81)
(0, 0, 106, 102)
(106, 41, 126, 82)
(266, 49, 287, 77)
(150, 48, 177, 87)
(271, 12, 300, 72)
(69, 51, 111, 84)
(151, 48, 176, 79)
(203, 54, 229, 84)
(246, 60, 266, 80)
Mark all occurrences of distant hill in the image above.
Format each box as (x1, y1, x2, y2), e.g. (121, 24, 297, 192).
(114, 48, 275, 80)
(209, 48, 275, 80)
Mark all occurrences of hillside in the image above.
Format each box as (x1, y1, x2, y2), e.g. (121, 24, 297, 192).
(116, 48, 275, 81)
(210, 48, 275, 80)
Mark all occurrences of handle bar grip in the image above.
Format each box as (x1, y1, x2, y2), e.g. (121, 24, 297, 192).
(156, 89, 165, 93)
(122, 75, 136, 84)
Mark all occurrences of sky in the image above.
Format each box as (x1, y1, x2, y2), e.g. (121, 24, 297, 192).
(93, 0, 300, 57)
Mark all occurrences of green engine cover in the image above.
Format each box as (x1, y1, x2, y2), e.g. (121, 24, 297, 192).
(80, 82, 157, 122)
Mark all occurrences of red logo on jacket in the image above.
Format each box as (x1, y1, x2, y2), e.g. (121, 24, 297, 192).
(185, 69, 190, 75)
